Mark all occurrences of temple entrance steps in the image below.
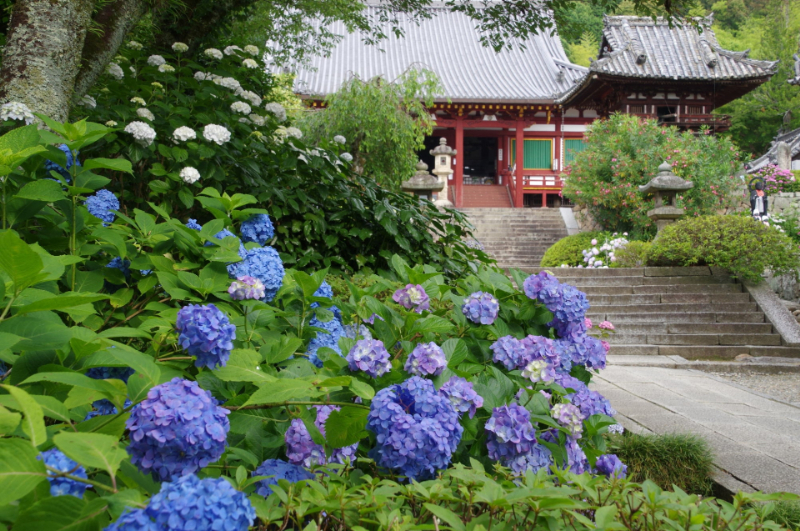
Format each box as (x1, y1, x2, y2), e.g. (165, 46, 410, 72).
(521, 266, 800, 360)
(461, 208, 568, 269)
(461, 185, 513, 208)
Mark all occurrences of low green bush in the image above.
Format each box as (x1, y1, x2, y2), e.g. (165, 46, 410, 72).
(540, 231, 608, 267)
(759, 500, 800, 530)
(609, 432, 714, 495)
(612, 240, 652, 268)
(648, 215, 800, 283)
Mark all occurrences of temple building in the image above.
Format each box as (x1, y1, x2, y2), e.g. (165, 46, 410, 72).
(279, 9, 777, 208)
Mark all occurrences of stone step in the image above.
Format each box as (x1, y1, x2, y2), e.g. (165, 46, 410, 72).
(609, 345, 800, 358)
(589, 302, 758, 314)
(607, 333, 782, 346)
(589, 312, 765, 323)
(598, 322, 774, 334)
(567, 275, 736, 286)
(589, 293, 751, 305)
(578, 283, 744, 295)
(534, 266, 720, 277)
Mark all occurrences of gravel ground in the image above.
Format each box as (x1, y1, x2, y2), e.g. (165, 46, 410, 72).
(709, 372, 800, 404)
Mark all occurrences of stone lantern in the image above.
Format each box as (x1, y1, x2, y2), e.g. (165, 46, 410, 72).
(638, 161, 694, 234)
(401, 160, 444, 201)
(430, 137, 456, 208)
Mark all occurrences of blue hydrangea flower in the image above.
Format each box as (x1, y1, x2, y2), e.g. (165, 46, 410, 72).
(367, 376, 463, 480)
(104, 509, 159, 531)
(253, 459, 314, 497)
(126, 378, 230, 481)
(38, 448, 91, 498)
(186, 218, 203, 231)
(551, 403, 584, 438)
(554, 334, 606, 372)
(228, 276, 266, 300)
(523, 271, 560, 301)
(404, 342, 446, 377)
(565, 436, 588, 474)
(85, 189, 119, 225)
(595, 454, 627, 479)
(45, 144, 80, 181)
(491, 335, 526, 370)
(227, 246, 284, 302)
(392, 284, 430, 313)
(364, 313, 383, 325)
(313, 281, 333, 299)
(307, 312, 346, 367)
(555, 374, 616, 419)
(145, 474, 255, 531)
(84, 398, 132, 420)
(106, 257, 131, 277)
(550, 318, 588, 341)
(438, 376, 483, 418)
(240, 214, 274, 246)
(176, 303, 236, 369)
(347, 339, 391, 378)
(285, 406, 358, 467)
(461, 291, 499, 325)
(550, 285, 590, 325)
(485, 404, 551, 475)
(343, 323, 372, 341)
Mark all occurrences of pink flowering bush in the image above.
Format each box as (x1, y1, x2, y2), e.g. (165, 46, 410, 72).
(752, 164, 798, 194)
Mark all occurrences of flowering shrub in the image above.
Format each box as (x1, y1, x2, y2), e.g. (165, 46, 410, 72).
(580, 233, 629, 268)
(752, 164, 798, 194)
(540, 231, 610, 267)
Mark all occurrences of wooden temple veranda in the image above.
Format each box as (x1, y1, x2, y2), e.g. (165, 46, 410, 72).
(279, 9, 777, 208)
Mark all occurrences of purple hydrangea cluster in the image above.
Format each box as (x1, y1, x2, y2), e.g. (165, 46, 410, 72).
(227, 246, 284, 302)
(38, 448, 91, 498)
(176, 303, 236, 369)
(554, 334, 606, 372)
(550, 285, 590, 324)
(491, 335, 558, 371)
(84, 398, 132, 420)
(555, 374, 616, 419)
(285, 406, 359, 467)
(126, 378, 230, 480)
(551, 403, 584, 438)
(485, 404, 551, 475)
(252, 459, 314, 497)
(86, 189, 119, 225)
(392, 284, 430, 313)
(347, 339, 391, 378)
(343, 323, 372, 340)
(438, 376, 483, 418)
(461, 291, 499, 325)
(228, 275, 266, 300)
(307, 312, 345, 367)
(595, 454, 627, 479)
(45, 144, 80, 182)
(521, 359, 556, 384)
(404, 342, 447, 376)
(523, 271, 561, 303)
(240, 214, 274, 246)
(367, 376, 463, 479)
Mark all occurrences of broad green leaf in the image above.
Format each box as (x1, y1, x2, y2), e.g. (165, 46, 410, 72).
(0, 438, 47, 504)
(2, 384, 45, 446)
(0, 404, 21, 434)
(13, 495, 100, 531)
(0, 124, 42, 153)
(215, 349, 276, 383)
(54, 432, 128, 478)
(325, 407, 368, 448)
(409, 315, 454, 335)
(423, 503, 466, 531)
(0, 394, 70, 422)
(0, 312, 72, 351)
(77, 412, 130, 437)
(245, 380, 321, 406)
(442, 338, 468, 367)
(21, 372, 123, 401)
(15, 179, 67, 202)
(318, 376, 351, 388)
(97, 327, 152, 339)
(91, 227, 127, 259)
(0, 230, 45, 291)
(263, 336, 303, 365)
(348, 379, 375, 400)
(84, 157, 133, 174)
(14, 294, 108, 315)
(594, 505, 617, 528)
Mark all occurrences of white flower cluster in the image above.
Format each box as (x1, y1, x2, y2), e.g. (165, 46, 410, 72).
(173, 126, 196, 143)
(194, 71, 209, 81)
(136, 107, 155, 121)
(242, 58, 259, 69)
(203, 124, 231, 145)
(130, 97, 146, 106)
(248, 114, 266, 126)
(236, 89, 262, 107)
(180, 167, 201, 184)
(230, 101, 251, 115)
(147, 55, 166, 67)
(581, 234, 629, 268)
(172, 42, 189, 53)
(340, 152, 353, 162)
(273, 126, 301, 143)
(105, 62, 124, 80)
(78, 95, 96, 109)
(158, 64, 175, 73)
(124, 121, 157, 147)
(127, 41, 143, 50)
(105, 120, 118, 127)
(224, 45, 242, 55)
(212, 76, 241, 91)
(151, 82, 163, 90)
(244, 45, 259, 56)
(204, 48, 223, 60)
(333, 135, 346, 145)
(129, 66, 137, 76)
(0, 101, 35, 125)
(264, 102, 286, 122)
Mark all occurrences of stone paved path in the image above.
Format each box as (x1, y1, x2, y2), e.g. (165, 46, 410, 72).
(592, 365, 800, 494)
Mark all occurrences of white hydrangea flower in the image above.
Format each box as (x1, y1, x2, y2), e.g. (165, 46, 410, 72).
(194, 71, 209, 81)
(242, 58, 259, 69)
(127, 41, 143, 50)
(172, 42, 189, 53)
(136, 107, 155, 121)
(203, 124, 231, 145)
(173, 126, 196, 143)
(147, 55, 166, 67)
(124, 121, 157, 147)
(130, 97, 146, 106)
(129, 66, 137, 76)
(264, 102, 286, 122)
(78, 95, 96, 109)
(248, 114, 266, 126)
(235, 89, 261, 107)
(244, 45, 259, 56)
(158, 64, 175, 73)
(333, 135, 346, 144)
(230, 101, 251, 115)
(224, 45, 242, 55)
(180, 167, 201, 184)
(341, 152, 353, 162)
(105, 62, 124, 80)
(105, 120, 118, 127)
(204, 48, 223, 60)
(238, 117, 251, 125)
(151, 82, 163, 89)
(286, 127, 302, 139)
(0, 102, 35, 125)
(213, 77, 241, 91)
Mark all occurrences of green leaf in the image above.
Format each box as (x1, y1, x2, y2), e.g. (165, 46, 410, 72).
(14, 294, 108, 315)
(423, 503, 466, 531)
(348, 379, 375, 400)
(325, 407, 368, 448)
(14, 179, 67, 202)
(215, 349, 276, 383)
(13, 495, 103, 531)
(0, 405, 21, 434)
(54, 432, 128, 478)
(91, 227, 127, 259)
(0, 394, 70, 422)
(594, 505, 617, 528)
(245, 380, 322, 406)
(0, 312, 72, 351)
(84, 157, 133, 174)
(409, 315, 455, 335)
(2, 384, 46, 447)
(21, 372, 122, 401)
(0, 439, 47, 505)
(0, 230, 45, 291)
(263, 336, 303, 365)
(442, 338, 468, 367)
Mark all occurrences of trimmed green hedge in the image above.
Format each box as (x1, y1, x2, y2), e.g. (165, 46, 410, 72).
(540, 231, 608, 267)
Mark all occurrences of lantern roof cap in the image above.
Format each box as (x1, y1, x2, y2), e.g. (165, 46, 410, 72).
(430, 137, 457, 156)
(639, 161, 694, 194)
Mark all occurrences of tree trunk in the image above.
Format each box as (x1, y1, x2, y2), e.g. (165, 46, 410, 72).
(0, 0, 95, 122)
(73, 0, 146, 98)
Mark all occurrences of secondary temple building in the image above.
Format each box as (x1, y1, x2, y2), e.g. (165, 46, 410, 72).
(280, 9, 776, 208)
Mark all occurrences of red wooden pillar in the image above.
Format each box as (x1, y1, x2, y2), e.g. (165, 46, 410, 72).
(515, 118, 524, 208)
(455, 116, 464, 208)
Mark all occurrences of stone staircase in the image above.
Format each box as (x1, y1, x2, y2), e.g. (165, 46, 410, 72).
(526, 266, 800, 360)
(462, 208, 568, 269)
(461, 185, 513, 208)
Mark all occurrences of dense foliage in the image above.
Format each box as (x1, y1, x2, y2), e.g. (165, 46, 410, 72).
(562, 114, 743, 239)
(540, 231, 609, 267)
(611, 241, 652, 268)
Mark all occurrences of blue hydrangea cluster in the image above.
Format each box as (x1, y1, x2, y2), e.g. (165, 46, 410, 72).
(438, 376, 483, 418)
(555, 374, 616, 419)
(85, 189, 119, 225)
(564, 436, 588, 474)
(104, 509, 160, 531)
(227, 246, 284, 302)
(126, 378, 230, 480)
(84, 398, 132, 420)
(343, 323, 372, 340)
(285, 406, 359, 467)
(314, 280, 333, 299)
(228, 276, 266, 300)
(554, 335, 606, 372)
(185, 218, 203, 231)
(38, 448, 91, 498)
(240, 214, 274, 246)
(145, 474, 255, 531)
(485, 404, 551, 475)
(491, 335, 557, 371)
(45, 144, 80, 181)
(595, 454, 627, 479)
(307, 312, 346, 367)
(404, 342, 447, 376)
(461, 291, 499, 325)
(522, 271, 561, 304)
(176, 303, 236, 369)
(367, 376, 463, 479)
(521, 335, 559, 366)
(551, 403, 584, 438)
(347, 339, 391, 378)
(550, 318, 588, 341)
(392, 284, 430, 313)
(106, 257, 131, 278)
(252, 459, 314, 497)
(550, 285, 590, 324)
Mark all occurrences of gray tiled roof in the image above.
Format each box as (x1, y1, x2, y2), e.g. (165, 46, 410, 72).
(747, 127, 800, 173)
(592, 15, 778, 81)
(275, 7, 587, 103)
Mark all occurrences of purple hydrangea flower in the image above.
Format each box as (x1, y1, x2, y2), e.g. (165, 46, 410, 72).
(85, 189, 119, 225)
(555, 374, 616, 419)
(550, 285, 590, 324)
(364, 313, 384, 325)
(438, 376, 483, 418)
(176, 303, 236, 369)
(126, 378, 230, 481)
(523, 271, 560, 302)
(227, 246, 284, 302)
(551, 403, 584, 438)
(240, 214, 274, 246)
(392, 284, 430, 313)
(228, 275, 266, 300)
(461, 291, 499, 325)
(485, 404, 551, 475)
(45, 144, 80, 182)
(554, 334, 606, 372)
(565, 436, 588, 474)
(367, 376, 463, 480)
(520, 335, 559, 366)
(252, 459, 314, 497)
(307, 312, 345, 367)
(285, 406, 359, 467)
(521, 360, 556, 384)
(491, 335, 526, 370)
(595, 454, 627, 479)
(84, 398, 132, 421)
(186, 218, 203, 231)
(404, 342, 447, 376)
(104, 509, 159, 531)
(38, 448, 91, 498)
(550, 318, 588, 341)
(145, 474, 255, 531)
(347, 339, 391, 378)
